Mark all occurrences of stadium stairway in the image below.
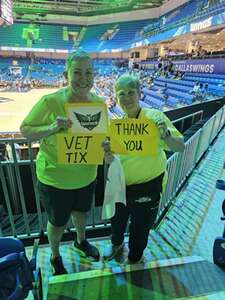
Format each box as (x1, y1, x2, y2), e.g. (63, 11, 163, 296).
(47, 256, 225, 300)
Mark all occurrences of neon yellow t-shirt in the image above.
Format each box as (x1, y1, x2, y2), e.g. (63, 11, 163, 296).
(22, 88, 105, 189)
(120, 108, 183, 185)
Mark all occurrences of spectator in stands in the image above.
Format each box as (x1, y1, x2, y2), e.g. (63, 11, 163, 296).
(167, 59, 174, 75)
(146, 76, 154, 89)
(140, 90, 146, 102)
(163, 63, 168, 77)
(191, 82, 204, 102)
(190, 81, 200, 94)
(157, 57, 163, 72)
(160, 83, 169, 102)
(173, 70, 179, 79)
(178, 71, 185, 79)
(173, 71, 184, 80)
(103, 74, 184, 263)
(203, 83, 209, 99)
(6, 143, 21, 161)
(20, 50, 103, 275)
(195, 82, 204, 102)
(0, 143, 7, 161)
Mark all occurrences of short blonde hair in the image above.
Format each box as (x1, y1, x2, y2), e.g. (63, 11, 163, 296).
(66, 50, 92, 71)
(115, 74, 140, 92)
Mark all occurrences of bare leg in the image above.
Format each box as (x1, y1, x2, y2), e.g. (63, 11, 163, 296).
(47, 221, 66, 258)
(71, 210, 87, 243)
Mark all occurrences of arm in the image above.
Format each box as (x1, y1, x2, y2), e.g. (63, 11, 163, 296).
(163, 133, 185, 153)
(154, 113, 185, 153)
(20, 117, 72, 141)
(20, 96, 72, 141)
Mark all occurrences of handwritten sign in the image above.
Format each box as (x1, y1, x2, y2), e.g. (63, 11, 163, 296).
(65, 102, 108, 133)
(110, 119, 159, 156)
(56, 133, 106, 165)
(57, 103, 108, 164)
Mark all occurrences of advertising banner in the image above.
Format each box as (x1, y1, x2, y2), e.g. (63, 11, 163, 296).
(173, 59, 225, 74)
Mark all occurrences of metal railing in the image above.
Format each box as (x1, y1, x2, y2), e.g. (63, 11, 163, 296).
(172, 110, 203, 132)
(0, 105, 224, 239)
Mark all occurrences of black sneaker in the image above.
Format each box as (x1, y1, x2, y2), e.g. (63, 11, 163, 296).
(103, 243, 124, 261)
(128, 252, 143, 264)
(126, 256, 144, 264)
(74, 239, 100, 260)
(50, 255, 68, 276)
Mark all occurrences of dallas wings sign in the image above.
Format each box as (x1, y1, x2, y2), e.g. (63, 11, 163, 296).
(68, 103, 108, 134)
(73, 111, 101, 131)
(56, 103, 108, 165)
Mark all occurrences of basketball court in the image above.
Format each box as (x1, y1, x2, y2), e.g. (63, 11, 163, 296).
(0, 89, 57, 133)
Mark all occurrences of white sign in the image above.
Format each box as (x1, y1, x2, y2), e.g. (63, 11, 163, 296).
(190, 17, 212, 32)
(66, 103, 109, 134)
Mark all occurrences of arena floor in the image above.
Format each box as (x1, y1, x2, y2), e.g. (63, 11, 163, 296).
(0, 89, 57, 133)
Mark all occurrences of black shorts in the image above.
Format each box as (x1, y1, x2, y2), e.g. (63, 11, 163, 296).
(37, 180, 96, 227)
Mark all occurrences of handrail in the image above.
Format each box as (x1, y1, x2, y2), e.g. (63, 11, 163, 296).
(172, 110, 203, 125)
(172, 110, 203, 132)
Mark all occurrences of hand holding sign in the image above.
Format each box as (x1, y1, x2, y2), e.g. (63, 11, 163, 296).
(53, 116, 73, 131)
(154, 118, 169, 139)
(50, 116, 73, 134)
(102, 139, 114, 165)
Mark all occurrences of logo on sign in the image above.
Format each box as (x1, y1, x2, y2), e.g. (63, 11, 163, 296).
(74, 112, 101, 131)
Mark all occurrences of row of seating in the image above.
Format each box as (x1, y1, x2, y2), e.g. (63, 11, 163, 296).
(1, 0, 224, 51)
(0, 19, 149, 51)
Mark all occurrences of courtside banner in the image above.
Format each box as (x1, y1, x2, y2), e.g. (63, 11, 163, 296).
(173, 59, 225, 74)
(56, 103, 108, 164)
(110, 118, 159, 156)
(143, 59, 225, 74)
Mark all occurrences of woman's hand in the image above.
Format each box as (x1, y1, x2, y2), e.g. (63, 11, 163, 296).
(154, 118, 185, 152)
(20, 116, 73, 141)
(50, 116, 73, 134)
(154, 118, 170, 139)
(102, 139, 114, 164)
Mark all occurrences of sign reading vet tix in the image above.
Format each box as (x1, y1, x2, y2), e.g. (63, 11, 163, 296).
(56, 103, 108, 164)
(110, 119, 159, 156)
(56, 133, 106, 164)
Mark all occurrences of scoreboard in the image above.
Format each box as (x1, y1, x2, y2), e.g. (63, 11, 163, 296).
(0, 0, 13, 25)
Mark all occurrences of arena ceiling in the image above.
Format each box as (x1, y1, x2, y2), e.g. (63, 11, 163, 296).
(13, 0, 165, 18)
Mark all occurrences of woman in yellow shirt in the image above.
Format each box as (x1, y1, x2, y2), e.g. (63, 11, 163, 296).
(103, 74, 185, 263)
(20, 51, 103, 275)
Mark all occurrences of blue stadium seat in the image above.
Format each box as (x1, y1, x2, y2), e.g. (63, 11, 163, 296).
(0, 238, 42, 300)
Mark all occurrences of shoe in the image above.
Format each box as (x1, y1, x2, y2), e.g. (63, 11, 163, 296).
(127, 252, 144, 264)
(50, 255, 68, 276)
(74, 239, 100, 260)
(126, 256, 144, 264)
(103, 243, 124, 261)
